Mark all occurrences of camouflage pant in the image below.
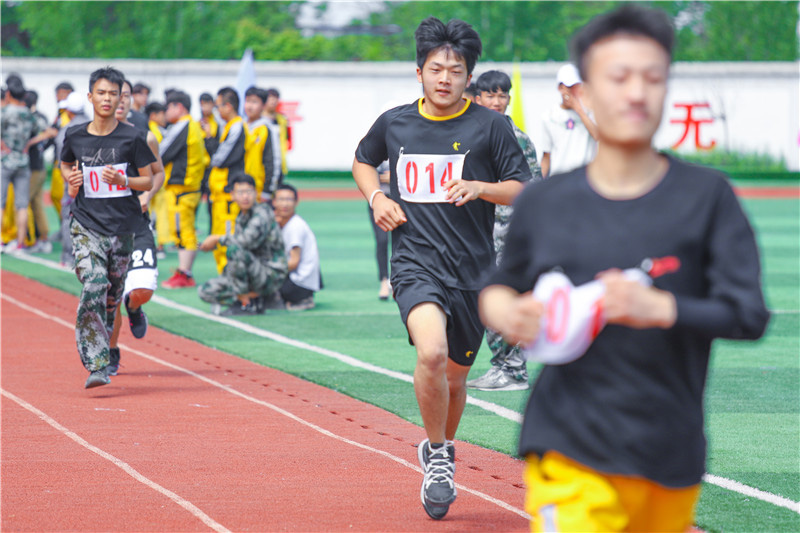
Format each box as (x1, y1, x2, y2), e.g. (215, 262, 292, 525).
(488, 204, 527, 378)
(198, 245, 285, 306)
(70, 218, 133, 372)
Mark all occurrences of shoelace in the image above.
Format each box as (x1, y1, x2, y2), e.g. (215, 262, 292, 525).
(423, 445, 455, 489)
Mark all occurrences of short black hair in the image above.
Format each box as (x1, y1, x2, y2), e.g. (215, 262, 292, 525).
(132, 82, 150, 95)
(275, 183, 298, 201)
(23, 90, 38, 108)
(199, 92, 214, 103)
(570, 4, 674, 81)
(5, 74, 25, 100)
(121, 78, 133, 92)
(265, 88, 280, 99)
(145, 101, 166, 116)
(414, 17, 482, 75)
(226, 173, 257, 192)
(463, 84, 478, 98)
(217, 86, 239, 113)
(89, 66, 124, 93)
(245, 86, 266, 104)
(56, 81, 74, 92)
(475, 70, 511, 94)
(166, 90, 191, 112)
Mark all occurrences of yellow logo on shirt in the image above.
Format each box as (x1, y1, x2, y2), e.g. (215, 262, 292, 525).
(452, 141, 461, 151)
(465, 351, 473, 358)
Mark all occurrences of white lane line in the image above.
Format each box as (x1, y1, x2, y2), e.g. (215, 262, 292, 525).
(6, 254, 800, 515)
(1, 294, 530, 520)
(0, 388, 231, 533)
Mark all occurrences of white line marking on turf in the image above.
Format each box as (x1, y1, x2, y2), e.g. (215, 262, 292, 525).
(1, 294, 530, 520)
(703, 474, 800, 514)
(6, 254, 800, 515)
(0, 388, 231, 533)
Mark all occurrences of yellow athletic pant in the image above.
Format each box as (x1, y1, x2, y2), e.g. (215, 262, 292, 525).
(524, 452, 700, 532)
(209, 191, 239, 274)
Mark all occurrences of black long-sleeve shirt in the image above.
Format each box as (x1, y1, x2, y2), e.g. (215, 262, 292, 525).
(487, 155, 769, 487)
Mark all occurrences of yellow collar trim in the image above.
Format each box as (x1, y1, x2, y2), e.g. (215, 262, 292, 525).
(417, 98, 470, 121)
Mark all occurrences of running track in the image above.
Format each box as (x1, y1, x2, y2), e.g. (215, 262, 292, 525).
(1, 273, 528, 531)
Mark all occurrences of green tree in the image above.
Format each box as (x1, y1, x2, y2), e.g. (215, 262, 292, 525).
(2, 1, 797, 61)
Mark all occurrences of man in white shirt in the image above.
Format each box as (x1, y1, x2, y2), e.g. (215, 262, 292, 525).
(272, 183, 321, 311)
(539, 64, 598, 178)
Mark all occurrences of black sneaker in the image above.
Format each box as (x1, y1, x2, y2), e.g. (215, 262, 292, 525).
(418, 439, 457, 520)
(107, 348, 121, 376)
(85, 368, 110, 389)
(125, 297, 148, 339)
(222, 301, 259, 316)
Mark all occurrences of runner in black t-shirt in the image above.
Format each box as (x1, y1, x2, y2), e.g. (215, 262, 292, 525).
(353, 17, 530, 520)
(106, 78, 167, 376)
(60, 67, 155, 390)
(480, 6, 769, 531)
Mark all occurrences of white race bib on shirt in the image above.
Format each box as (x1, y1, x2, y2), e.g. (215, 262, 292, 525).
(82, 163, 131, 199)
(396, 148, 468, 203)
(523, 268, 652, 365)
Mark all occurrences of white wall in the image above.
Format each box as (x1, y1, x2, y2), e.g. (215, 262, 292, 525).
(4, 58, 798, 171)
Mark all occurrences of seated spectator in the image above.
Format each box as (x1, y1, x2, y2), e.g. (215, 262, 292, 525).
(273, 183, 321, 311)
(197, 174, 287, 315)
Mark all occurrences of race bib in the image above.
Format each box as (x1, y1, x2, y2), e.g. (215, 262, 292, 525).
(82, 163, 131, 199)
(396, 148, 468, 203)
(523, 268, 652, 365)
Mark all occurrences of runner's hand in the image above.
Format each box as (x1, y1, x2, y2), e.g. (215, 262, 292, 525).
(66, 163, 83, 188)
(372, 193, 407, 232)
(501, 292, 544, 346)
(444, 179, 483, 206)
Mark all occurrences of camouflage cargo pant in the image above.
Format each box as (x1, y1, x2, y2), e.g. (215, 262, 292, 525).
(198, 245, 285, 306)
(487, 204, 528, 379)
(71, 218, 133, 372)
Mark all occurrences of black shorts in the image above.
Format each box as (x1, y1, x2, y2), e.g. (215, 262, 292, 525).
(393, 269, 483, 367)
(129, 215, 157, 271)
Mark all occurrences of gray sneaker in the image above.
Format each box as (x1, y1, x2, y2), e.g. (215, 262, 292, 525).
(466, 367, 529, 391)
(418, 439, 456, 520)
(85, 368, 110, 389)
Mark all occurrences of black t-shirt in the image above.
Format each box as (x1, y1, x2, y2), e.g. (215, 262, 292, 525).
(355, 99, 531, 289)
(61, 122, 155, 236)
(487, 156, 770, 487)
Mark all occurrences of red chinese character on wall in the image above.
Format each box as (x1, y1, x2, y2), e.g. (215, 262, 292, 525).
(670, 102, 717, 150)
(277, 101, 302, 151)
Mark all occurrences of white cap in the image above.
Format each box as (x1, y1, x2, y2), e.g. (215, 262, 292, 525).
(64, 91, 85, 113)
(58, 97, 70, 109)
(557, 64, 582, 87)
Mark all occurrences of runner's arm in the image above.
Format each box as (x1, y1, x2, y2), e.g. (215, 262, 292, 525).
(352, 157, 406, 231)
(444, 177, 523, 206)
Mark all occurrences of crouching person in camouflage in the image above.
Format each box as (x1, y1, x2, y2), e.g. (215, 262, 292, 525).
(198, 173, 287, 315)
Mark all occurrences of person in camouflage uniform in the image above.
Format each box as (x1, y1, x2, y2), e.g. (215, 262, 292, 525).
(198, 173, 287, 315)
(1, 75, 41, 251)
(467, 70, 543, 391)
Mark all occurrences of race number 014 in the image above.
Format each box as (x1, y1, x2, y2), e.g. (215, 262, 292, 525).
(405, 161, 453, 194)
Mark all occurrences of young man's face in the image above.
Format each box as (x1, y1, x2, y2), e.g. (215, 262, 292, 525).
(115, 83, 132, 121)
(166, 102, 183, 124)
(151, 110, 166, 128)
(90, 78, 121, 120)
(272, 189, 297, 220)
(216, 95, 236, 121)
(582, 34, 669, 148)
(56, 88, 71, 103)
(133, 90, 149, 109)
(416, 47, 471, 116)
(232, 182, 257, 211)
(244, 95, 264, 122)
(475, 89, 510, 114)
(265, 94, 279, 114)
(200, 100, 215, 117)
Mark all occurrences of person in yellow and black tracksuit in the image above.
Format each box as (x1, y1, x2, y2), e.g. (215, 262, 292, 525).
(145, 102, 171, 256)
(159, 91, 210, 288)
(208, 87, 248, 273)
(243, 87, 276, 200)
